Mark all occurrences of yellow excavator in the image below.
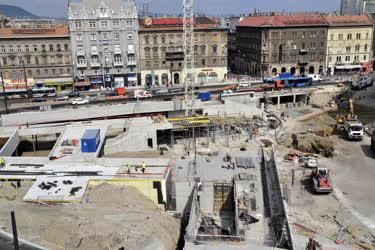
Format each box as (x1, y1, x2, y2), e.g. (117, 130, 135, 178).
(336, 99, 364, 141)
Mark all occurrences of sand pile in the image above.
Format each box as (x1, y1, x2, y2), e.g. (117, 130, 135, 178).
(0, 183, 180, 250)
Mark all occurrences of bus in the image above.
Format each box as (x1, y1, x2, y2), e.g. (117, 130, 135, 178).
(265, 73, 313, 89)
(0, 87, 57, 99)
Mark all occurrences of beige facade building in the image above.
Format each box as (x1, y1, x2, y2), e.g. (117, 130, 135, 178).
(139, 17, 228, 86)
(0, 25, 72, 89)
(325, 15, 373, 75)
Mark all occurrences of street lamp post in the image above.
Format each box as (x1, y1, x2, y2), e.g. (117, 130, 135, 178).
(237, 49, 241, 82)
(0, 63, 9, 114)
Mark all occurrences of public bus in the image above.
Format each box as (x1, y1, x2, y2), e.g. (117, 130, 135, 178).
(0, 87, 57, 99)
(265, 73, 313, 89)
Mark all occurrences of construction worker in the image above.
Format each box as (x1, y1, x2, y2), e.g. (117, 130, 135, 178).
(126, 164, 131, 174)
(141, 161, 147, 174)
(0, 157, 5, 169)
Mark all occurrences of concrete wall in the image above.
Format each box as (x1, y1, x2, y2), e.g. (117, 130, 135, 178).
(175, 181, 195, 213)
(104, 118, 172, 154)
(200, 182, 215, 213)
(1, 100, 203, 127)
(0, 129, 19, 156)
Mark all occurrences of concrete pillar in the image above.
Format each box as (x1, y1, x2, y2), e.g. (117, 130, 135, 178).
(277, 96, 281, 108)
(31, 135, 36, 152)
(293, 94, 296, 104)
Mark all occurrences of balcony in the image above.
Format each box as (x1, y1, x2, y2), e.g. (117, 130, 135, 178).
(77, 62, 87, 68)
(77, 50, 85, 56)
(114, 48, 122, 55)
(299, 49, 308, 55)
(127, 59, 136, 66)
(298, 60, 308, 66)
(91, 61, 100, 68)
(128, 47, 135, 54)
(114, 61, 123, 67)
(335, 61, 344, 66)
(91, 50, 99, 56)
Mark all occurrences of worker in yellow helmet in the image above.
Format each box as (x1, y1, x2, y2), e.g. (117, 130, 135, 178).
(141, 161, 147, 174)
(0, 157, 5, 169)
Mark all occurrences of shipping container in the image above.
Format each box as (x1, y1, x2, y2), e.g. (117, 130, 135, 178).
(198, 92, 211, 101)
(81, 129, 101, 153)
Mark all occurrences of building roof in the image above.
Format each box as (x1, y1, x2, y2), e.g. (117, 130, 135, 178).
(237, 14, 328, 28)
(324, 15, 373, 26)
(0, 25, 69, 39)
(139, 16, 224, 31)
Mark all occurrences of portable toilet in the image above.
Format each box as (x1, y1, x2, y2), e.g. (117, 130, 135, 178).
(81, 129, 101, 153)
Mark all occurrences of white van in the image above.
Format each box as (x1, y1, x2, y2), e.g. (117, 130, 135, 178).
(307, 74, 323, 82)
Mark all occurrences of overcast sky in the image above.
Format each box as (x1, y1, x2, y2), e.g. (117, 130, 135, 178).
(0, 0, 341, 18)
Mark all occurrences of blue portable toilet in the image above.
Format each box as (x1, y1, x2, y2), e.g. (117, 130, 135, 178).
(81, 129, 101, 153)
(198, 92, 211, 101)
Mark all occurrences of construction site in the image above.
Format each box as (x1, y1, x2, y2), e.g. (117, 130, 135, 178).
(1, 1, 375, 250)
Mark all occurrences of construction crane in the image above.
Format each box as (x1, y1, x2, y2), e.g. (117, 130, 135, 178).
(183, 0, 195, 116)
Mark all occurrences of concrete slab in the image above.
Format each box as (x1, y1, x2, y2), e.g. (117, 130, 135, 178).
(49, 124, 108, 162)
(23, 176, 89, 203)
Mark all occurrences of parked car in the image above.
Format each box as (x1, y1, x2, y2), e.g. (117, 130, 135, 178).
(155, 89, 169, 95)
(169, 87, 184, 94)
(32, 97, 47, 103)
(239, 83, 251, 87)
(305, 157, 318, 168)
(72, 98, 89, 105)
(55, 96, 69, 101)
(68, 91, 80, 98)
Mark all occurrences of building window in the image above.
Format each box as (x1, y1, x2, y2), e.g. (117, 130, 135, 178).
(17, 46, 21, 52)
(77, 46, 84, 54)
(330, 34, 334, 40)
(161, 36, 165, 43)
(329, 56, 332, 62)
(91, 46, 97, 54)
(89, 21, 96, 28)
(9, 46, 13, 52)
(212, 45, 217, 55)
(33, 45, 38, 52)
(201, 59, 206, 66)
(345, 56, 350, 62)
(364, 55, 367, 60)
(364, 44, 368, 51)
(57, 44, 61, 52)
(35, 56, 39, 64)
(145, 47, 151, 58)
(346, 46, 351, 52)
(128, 33, 133, 40)
(338, 34, 343, 40)
(76, 34, 82, 41)
(113, 20, 119, 28)
(90, 34, 96, 41)
(355, 44, 360, 52)
(114, 33, 120, 40)
(153, 36, 157, 44)
(366, 33, 369, 39)
(347, 34, 352, 40)
(75, 21, 82, 28)
(356, 33, 361, 39)
(354, 55, 359, 62)
(114, 55, 122, 63)
(2, 57, 7, 65)
(145, 36, 149, 44)
(103, 33, 107, 39)
(213, 58, 217, 65)
(49, 44, 54, 51)
(201, 45, 206, 55)
(101, 21, 108, 28)
(336, 56, 341, 62)
(44, 69, 48, 75)
(64, 44, 69, 51)
(301, 43, 305, 49)
(26, 57, 31, 64)
(126, 20, 133, 27)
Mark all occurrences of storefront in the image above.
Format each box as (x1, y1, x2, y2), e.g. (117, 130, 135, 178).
(74, 80, 91, 91)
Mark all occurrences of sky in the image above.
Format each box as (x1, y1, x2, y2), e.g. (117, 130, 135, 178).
(0, 0, 341, 18)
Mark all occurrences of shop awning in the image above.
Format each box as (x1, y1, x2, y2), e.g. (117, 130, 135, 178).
(335, 65, 362, 70)
(74, 81, 91, 87)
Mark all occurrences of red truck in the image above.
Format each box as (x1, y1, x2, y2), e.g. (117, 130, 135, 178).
(311, 167, 333, 193)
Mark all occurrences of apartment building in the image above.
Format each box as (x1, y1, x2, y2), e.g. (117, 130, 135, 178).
(325, 15, 373, 75)
(138, 16, 228, 86)
(68, 0, 139, 87)
(0, 25, 72, 88)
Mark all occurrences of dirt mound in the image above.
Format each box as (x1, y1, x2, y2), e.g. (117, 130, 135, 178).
(293, 134, 335, 157)
(0, 183, 180, 250)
